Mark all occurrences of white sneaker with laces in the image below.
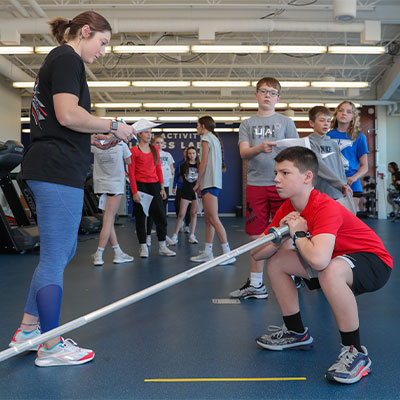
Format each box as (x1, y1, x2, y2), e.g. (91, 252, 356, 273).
(188, 234, 198, 244)
(166, 234, 178, 246)
(184, 225, 190, 234)
(146, 236, 151, 247)
(139, 244, 149, 258)
(91, 252, 104, 266)
(9, 327, 41, 351)
(35, 337, 95, 367)
(190, 250, 213, 262)
(113, 252, 134, 264)
(159, 243, 176, 257)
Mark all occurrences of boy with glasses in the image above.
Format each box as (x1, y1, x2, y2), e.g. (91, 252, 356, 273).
(230, 77, 298, 300)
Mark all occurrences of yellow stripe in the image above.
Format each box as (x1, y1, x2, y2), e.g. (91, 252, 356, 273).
(145, 377, 307, 382)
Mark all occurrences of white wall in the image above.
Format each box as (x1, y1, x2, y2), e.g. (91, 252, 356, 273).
(386, 114, 400, 168)
(0, 77, 21, 142)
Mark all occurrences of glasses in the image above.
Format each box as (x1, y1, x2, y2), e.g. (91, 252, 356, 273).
(257, 89, 280, 97)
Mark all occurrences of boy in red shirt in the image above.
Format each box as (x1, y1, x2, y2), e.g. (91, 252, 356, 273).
(251, 146, 392, 384)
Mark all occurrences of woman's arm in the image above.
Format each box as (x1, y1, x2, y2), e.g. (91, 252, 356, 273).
(347, 153, 368, 186)
(193, 141, 209, 193)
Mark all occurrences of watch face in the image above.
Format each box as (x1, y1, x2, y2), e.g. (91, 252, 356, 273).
(295, 231, 307, 237)
(112, 120, 118, 130)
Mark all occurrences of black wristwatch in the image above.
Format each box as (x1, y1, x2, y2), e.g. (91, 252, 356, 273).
(109, 120, 118, 134)
(292, 231, 307, 246)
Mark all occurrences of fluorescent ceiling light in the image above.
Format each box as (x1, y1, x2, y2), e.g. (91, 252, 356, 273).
(143, 103, 191, 108)
(192, 81, 250, 87)
(240, 102, 287, 109)
(328, 46, 386, 54)
(289, 103, 324, 108)
(215, 128, 234, 132)
(35, 46, 111, 54)
(95, 103, 141, 108)
(241, 116, 251, 120)
(289, 116, 309, 121)
(13, 82, 34, 88)
(212, 116, 240, 121)
(192, 45, 267, 53)
(117, 116, 157, 122)
(192, 103, 239, 108)
(88, 81, 131, 88)
(20, 117, 30, 122)
(251, 81, 310, 88)
(132, 81, 191, 87)
(269, 45, 326, 54)
(297, 128, 314, 133)
(233, 128, 240, 132)
(151, 128, 163, 132)
(311, 81, 368, 88)
(113, 45, 189, 53)
(158, 116, 199, 122)
(22, 129, 31, 133)
(325, 102, 361, 108)
(162, 128, 197, 132)
(0, 46, 34, 54)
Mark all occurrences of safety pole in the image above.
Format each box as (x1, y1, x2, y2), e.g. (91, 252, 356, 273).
(0, 225, 289, 363)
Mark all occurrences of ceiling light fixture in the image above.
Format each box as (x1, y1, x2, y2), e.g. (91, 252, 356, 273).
(117, 116, 157, 122)
(143, 103, 191, 108)
(13, 82, 34, 88)
(0, 46, 34, 54)
(311, 81, 368, 88)
(192, 81, 250, 87)
(113, 45, 190, 53)
(191, 45, 267, 53)
(191, 103, 239, 108)
(269, 45, 327, 54)
(94, 103, 142, 108)
(132, 81, 191, 87)
(240, 102, 287, 109)
(328, 46, 386, 54)
(88, 81, 131, 88)
(289, 102, 324, 108)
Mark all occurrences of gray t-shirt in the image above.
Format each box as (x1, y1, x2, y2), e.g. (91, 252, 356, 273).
(200, 132, 222, 190)
(238, 113, 298, 186)
(92, 142, 131, 194)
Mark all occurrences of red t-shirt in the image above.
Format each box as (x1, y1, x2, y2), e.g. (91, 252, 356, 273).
(128, 145, 163, 194)
(265, 189, 393, 268)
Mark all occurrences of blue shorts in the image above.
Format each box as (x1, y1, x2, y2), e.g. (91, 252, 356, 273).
(201, 187, 221, 197)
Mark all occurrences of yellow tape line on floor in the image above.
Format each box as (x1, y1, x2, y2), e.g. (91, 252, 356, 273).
(145, 377, 306, 382)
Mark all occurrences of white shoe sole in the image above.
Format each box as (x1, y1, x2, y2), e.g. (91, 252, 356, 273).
(35, 352, 95, 367)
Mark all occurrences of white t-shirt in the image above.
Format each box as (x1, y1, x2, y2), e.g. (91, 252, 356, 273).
(92, 142, 131, 194)
(159, 150, 174, 188)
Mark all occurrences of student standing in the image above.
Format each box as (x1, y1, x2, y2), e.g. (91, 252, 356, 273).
(191, 116, 235, 264)
(128, 129, 176, 258)
(230, 77, 298, 299)
(91, 141, 134, 266)
(252, 146, 392, 384)
(8, 11, 135, 367)
(327, 101, 369, 210)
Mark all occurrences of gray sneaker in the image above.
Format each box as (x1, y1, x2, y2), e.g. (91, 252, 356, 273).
(229, 278, 268, 299)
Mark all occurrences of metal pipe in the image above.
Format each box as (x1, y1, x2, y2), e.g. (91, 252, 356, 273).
(0, 225, 289, 363)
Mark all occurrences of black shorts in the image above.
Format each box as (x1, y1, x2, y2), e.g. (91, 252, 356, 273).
(96, 193, 118, 197)
(353, 192, 363, 198)
(304, 252, 392, 296)
(181, 182, 196, 201)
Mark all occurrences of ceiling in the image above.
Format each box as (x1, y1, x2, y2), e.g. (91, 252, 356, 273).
(1, 0, 400, 119)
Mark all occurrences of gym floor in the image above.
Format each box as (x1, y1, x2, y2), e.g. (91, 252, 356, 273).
(0, 217, 399, 400)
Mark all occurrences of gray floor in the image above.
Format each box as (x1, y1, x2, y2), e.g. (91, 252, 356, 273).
(0, 217, 399, 400)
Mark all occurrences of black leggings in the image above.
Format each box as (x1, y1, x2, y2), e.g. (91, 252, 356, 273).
(146, 187, 169, 235)
(134, 181, 167, 244)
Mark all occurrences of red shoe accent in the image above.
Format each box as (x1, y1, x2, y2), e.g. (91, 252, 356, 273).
(11, 329, 22, 342)
(79, 351, 95, 361)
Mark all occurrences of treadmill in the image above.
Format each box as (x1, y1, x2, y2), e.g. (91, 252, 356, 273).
(0, 140, 40, 253)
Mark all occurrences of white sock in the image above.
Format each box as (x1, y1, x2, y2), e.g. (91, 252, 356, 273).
(250, 272, 263, 288)
(204, 243, 213, 252)
(159, 240, 166, 247)
(112, 244, 122, 255)
(221, 242, 230, 253)
(97, 247, 104, 255)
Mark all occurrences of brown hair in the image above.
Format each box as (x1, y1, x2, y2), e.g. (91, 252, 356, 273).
(308, 106, 331, 122)
(198, 115, 226, 172)
(329, 101, 361, 141)
(49, 11, 112, 45)
(275, 146, 318, 186)
(137, 131, 158, 165)
(183, 146, 200, 176)
(256, 77, 281, 93)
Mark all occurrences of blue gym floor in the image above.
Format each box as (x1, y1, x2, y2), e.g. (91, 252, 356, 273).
(0, 217, 399, 400)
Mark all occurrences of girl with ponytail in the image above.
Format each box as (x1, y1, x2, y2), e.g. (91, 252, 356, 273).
(191, 116, 235, 265)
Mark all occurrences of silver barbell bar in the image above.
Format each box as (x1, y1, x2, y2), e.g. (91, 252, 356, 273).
(0, 225, 289, 363)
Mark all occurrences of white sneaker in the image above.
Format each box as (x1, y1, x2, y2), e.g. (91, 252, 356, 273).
(190, 250, 213, 262)
(35, 337, 95, 367)
(9, 327, 41, 351)
(188, 234, 198, 244)
(166, 234, 178, 246)
(146, 236, 151, 247)
(179, 222, 185, 232)
(113, 252, 134, 264)
(184, 225, 190, 234)
(139, 244, 149, 258)
(159, 244, 176, 257)
(91, 252, 104, 266)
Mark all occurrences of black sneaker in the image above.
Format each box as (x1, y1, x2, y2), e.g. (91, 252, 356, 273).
(229, 278, 268, 299)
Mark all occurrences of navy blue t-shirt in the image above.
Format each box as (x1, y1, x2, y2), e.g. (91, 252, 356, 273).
(22, 44, 91, 189)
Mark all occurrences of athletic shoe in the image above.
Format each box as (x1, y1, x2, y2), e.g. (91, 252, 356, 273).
(91, 252, 104, 266)
(184, 225, 190, 234)
(146, 236, 151, 247)
(256, 325, 313, 351)
(159, 244, 176, 257)
(325, 345, 371, 384)
(219, 255, 236, 265)
(190, 250, 213, 262)
(113, 252, 134, 264)
(229, 278, 268, 299)
(179, 222, 185, 232)
(9, 327, 41, 351)
(166, 234, 178, 246)
(35, 337, 95, 367)
(139, 244, 149, 258)
(188, 234, 198, 244)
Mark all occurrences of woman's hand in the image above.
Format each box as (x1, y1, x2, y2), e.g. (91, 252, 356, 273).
(132, 193, 141, 203)
(346, 175, 357, 187)
(91, 134, 119, 149)
(160, 188, 167, 200)
(115, 122, 137, 143)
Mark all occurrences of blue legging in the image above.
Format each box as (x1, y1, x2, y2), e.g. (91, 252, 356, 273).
(24, 180, 83, 333)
